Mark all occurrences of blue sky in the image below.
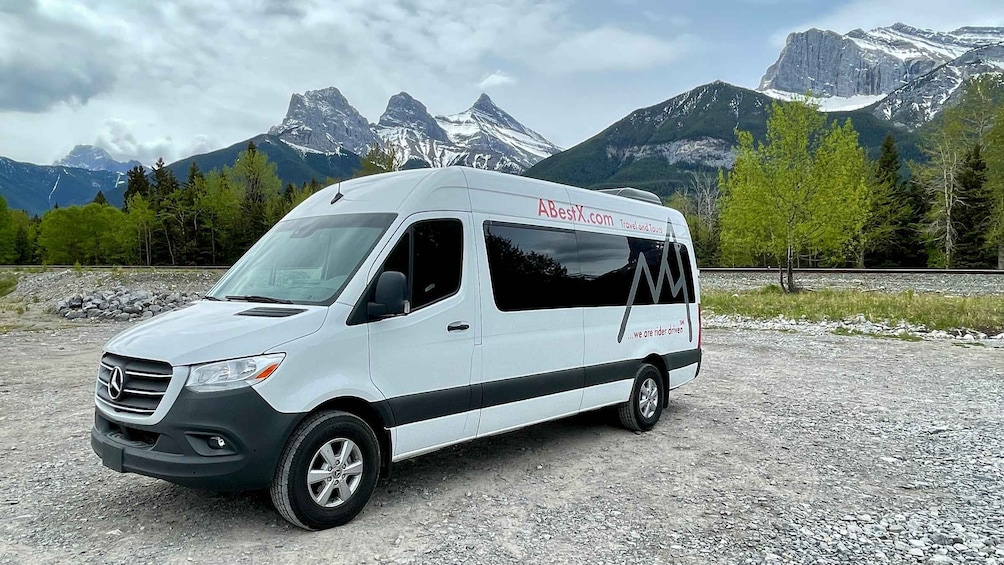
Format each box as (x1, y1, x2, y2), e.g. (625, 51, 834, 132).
(0, 0, 1001, 165)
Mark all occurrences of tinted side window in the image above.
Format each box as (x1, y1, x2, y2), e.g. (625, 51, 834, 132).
(660, 242, 696, 304)
(412, 220, 463, 309)
(484, 222, 580, 311)
(575, 231, 695, 307)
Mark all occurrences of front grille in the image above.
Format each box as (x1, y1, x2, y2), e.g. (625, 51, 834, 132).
(96, 353, 173, 416)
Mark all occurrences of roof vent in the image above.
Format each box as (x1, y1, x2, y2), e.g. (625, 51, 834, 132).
(597, 187, 663, 206)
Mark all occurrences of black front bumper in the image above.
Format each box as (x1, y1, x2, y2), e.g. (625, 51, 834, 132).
(91, 387, 302, 491)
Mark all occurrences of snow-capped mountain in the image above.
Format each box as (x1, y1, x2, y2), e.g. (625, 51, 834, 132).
(0, 156, 125, 215)
(872, 44, 1004, 128)
(269, 88, 560, 174)
(55, 145, 142, 174)
(760, 23, 1004, 99)
(268, 87, 381, 156)
(374, 92, 561, 173)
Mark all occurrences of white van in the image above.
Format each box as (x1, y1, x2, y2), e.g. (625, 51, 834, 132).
(90, 167, 702, 530)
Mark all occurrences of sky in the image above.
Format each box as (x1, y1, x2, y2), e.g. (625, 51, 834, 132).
(1, 0, 1002, 166)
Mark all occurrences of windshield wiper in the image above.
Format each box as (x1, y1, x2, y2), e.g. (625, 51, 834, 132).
(225, 295, 295, 304)
(203, 295, 223, 301)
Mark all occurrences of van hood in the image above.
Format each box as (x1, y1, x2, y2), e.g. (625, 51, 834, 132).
(104, 301, 328, 367)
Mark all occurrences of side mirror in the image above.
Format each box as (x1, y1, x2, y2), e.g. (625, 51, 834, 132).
(367, 271, 409, 319)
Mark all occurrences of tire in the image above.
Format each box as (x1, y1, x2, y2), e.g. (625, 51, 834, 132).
(270, 410, 381, 530)
(618, 363, 664, 432)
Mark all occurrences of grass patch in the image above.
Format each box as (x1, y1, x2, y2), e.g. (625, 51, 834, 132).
(703, 287, 1004, 334)
(0, 275, 17, 298)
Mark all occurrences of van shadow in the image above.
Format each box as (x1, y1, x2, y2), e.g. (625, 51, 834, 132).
(101, 407, 671, 534)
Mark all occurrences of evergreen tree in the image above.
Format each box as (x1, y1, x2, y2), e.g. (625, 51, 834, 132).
(954, 145, 994, 267)
(984, 105, 1004, 269)
(864, 135, 923, 267)
(92, 191, 108, 205)
(0, 197, 14, 263)
(123, 165, 151, 209)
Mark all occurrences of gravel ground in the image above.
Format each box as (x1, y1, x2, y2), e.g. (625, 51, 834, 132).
(700, 272, 1004, 296)
(0, 326, 1001, 564)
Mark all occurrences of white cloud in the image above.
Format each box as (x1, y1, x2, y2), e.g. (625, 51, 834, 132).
(542, 26, 694, 73)
(478, 71, 516, 90)
(94, 119, 218, 166)
(0, 0, 696, 165)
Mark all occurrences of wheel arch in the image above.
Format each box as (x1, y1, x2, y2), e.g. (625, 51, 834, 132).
(312, 396, 393, 477)
(643, 353, 669, 408)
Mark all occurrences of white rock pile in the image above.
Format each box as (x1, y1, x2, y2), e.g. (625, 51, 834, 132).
(54, 288, 202, 322)
(706, 313, 1004, 343)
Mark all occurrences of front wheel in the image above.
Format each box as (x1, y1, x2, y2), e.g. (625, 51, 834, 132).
(270, 410, 380, 530)
(618, 364, 664, 431)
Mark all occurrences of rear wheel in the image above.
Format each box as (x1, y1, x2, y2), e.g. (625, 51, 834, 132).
(618, 363, 664, 431)
(270, 410, 380, 530)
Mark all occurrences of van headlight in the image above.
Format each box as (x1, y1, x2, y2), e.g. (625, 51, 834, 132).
(185, 354, 285, 392)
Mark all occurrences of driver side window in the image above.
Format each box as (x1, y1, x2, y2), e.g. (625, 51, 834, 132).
(374, 219, 463, 313)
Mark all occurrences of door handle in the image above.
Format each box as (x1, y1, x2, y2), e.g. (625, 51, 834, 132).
(447, 321, 470, 332)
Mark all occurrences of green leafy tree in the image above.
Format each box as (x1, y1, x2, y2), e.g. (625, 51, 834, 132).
(91, 191, 108, 205)
(126, 194, 156, 266)
(232, 141, 282, 250)
(719, 98, 869, 291)
(38, 204, 133, 265)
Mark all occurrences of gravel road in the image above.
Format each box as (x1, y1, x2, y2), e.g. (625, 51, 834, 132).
(0, 326, 1001, 565)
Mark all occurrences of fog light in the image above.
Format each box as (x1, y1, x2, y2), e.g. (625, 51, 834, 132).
(207, 436, 227, 450)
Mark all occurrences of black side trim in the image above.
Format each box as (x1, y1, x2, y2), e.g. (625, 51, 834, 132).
(664, 349, 701, 371)
(235, 307, 307, 318)
(375, 351, 701, 428)
(584, 359, 641, 387)
(481, 368, 583, 408)
(386, 385, 473, 426)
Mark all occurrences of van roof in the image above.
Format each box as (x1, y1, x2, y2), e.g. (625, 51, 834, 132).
(285, 167, 690, 240)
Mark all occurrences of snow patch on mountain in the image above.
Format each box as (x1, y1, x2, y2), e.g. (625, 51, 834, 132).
(760, 89, 886, 112)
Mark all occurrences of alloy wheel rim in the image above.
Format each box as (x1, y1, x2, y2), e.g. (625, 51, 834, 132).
(639, 377, 659, 419)
(307, 438, 364, 508)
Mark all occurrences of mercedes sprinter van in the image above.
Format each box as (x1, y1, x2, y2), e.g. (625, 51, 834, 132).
(91, 167, 702, 530)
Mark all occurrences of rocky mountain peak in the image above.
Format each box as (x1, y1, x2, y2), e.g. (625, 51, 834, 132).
(55, 145, 141, 174)
(760, 23, 1004, 99)
(268, 87, 381, 155)
(378, 92, 448, 142)
(471, 93, 498, 113)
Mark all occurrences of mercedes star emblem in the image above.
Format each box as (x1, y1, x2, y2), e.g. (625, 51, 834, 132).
(108, 366, 125, 401)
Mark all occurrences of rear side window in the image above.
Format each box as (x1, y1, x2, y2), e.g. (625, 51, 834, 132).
(484, 220, 695, 312)
(484, 222, 580, 311)
(576, 232, 695, 306)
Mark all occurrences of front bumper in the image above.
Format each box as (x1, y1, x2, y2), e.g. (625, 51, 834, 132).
(91, 386, 302, 491)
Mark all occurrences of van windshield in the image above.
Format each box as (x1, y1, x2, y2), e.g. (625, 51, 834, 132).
(208, 213, 397, 305)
